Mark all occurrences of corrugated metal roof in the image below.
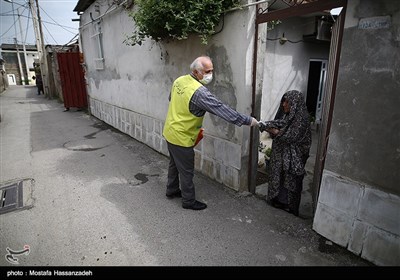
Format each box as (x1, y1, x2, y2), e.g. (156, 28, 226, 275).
(73, 0, 96, 13)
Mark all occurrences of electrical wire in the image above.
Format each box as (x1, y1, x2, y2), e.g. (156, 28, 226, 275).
(39, 5, 77, 35)
(2, 14, 78, 31)
(0, 17, 19, 40)
(63, 33, 79, 47)
(24, 6, 31, 44)
(41, 19, 58, 44)
(0, 3, 28, 41)
(213, 14, 225, 35)
(2, 0, 79, 46)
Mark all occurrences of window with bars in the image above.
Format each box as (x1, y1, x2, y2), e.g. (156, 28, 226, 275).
(91, 21, 104, 70)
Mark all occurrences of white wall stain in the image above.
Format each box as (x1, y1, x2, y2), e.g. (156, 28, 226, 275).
(363, 65, 395, 78)
(338, 122, 350, 127)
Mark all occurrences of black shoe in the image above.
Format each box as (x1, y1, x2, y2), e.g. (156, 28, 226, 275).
(182, 200, 207, 210)
(269, 199, 288, 210)
(287, 208, 299, 217)
(166, 190, 182, 199)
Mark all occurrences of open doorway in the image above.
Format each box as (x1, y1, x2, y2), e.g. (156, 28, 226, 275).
(253, 0, 346, 219)
(7, 74, 16, 85)
(306, 59, 327, 125)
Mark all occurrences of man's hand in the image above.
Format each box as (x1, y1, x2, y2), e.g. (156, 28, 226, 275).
(250, 117, 259, 127)
(259, 121, 266, 132)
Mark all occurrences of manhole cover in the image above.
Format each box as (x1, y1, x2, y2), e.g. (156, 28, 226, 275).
(0, 179, 34, 214)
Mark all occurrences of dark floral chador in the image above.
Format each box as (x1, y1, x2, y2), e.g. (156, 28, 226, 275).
(260, 90, 312, 216)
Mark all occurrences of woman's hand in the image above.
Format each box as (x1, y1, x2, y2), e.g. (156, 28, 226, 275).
(267, 128, 280, 135)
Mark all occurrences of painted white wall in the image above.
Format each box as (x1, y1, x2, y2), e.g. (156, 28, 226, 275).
(80, 5, 171, 120)
(26, 51, 38, 71)
(260, 17, 330, 122)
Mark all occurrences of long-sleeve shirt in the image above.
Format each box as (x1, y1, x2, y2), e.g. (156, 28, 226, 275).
(188, 82, 251, 127)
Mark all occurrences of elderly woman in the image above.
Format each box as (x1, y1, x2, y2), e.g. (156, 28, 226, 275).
(259, 90, 312, 216)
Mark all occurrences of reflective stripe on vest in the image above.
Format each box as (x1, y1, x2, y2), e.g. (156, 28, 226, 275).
(163, 75, 204, 147)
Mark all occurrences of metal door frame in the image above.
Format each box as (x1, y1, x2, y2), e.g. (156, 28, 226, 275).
(307, 58, 328, 124)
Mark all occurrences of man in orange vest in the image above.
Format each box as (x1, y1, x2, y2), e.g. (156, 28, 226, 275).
(163, 56, 258, 210)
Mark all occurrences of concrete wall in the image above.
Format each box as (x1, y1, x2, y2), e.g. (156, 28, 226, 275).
(45, 49, 57, 99)
(261, 17, 330, 121)
(50, 52, 64, 102)
(313, 0, 400, 266)
(79, 1, 256, 191)
(0, 71, 7, 93)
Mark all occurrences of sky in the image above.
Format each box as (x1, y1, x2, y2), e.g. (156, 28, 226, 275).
(0, 0, 80, 46)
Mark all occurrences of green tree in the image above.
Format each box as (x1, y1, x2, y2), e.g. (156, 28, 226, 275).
(124, 0, 240, 46)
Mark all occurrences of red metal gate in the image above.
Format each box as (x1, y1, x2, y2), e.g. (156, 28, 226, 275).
(57, 52, 87, 109)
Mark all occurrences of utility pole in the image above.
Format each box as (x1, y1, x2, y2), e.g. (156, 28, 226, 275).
(17, 7, 31, 85)
(5, 0, 25, 85)
(28, 0, 49, 95)
(13, 38, 24, 85)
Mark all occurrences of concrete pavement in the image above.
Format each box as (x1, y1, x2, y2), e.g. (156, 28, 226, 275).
(0, 86, 372, 266)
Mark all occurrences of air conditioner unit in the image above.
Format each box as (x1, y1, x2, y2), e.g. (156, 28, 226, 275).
(316, 19, 332, 41)
(303, 16, 333, 43)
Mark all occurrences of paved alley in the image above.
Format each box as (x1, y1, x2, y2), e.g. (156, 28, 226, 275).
(0, 86, 372, 267)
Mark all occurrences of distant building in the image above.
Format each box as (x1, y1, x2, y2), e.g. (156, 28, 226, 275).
(0, 44, 39, 85)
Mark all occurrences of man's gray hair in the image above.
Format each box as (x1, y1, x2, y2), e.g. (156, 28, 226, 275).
(190, 56, 212, 72)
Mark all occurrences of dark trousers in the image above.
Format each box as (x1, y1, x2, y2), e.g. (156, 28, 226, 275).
(166, 141, 195, 205)
(37, 85, 43, 95)
(276, 173, 304, 215)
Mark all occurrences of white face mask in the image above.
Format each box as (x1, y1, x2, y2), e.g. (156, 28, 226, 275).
(199, 73, 213, 85)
